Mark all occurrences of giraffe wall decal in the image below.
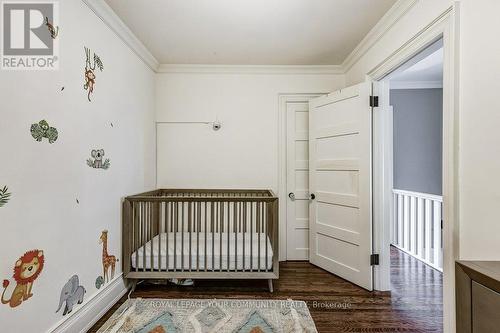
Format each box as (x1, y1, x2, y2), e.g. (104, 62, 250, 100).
(99, 230, 119, 283)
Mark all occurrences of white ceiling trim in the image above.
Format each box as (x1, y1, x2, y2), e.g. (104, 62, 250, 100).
(82, 0, 160, 72)
(390, 80, 443, 89)
(157, 64, 344, 75)
(341, 0, 418, 73)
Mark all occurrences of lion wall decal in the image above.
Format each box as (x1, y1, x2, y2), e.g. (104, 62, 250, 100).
(1, 250, 45, 308)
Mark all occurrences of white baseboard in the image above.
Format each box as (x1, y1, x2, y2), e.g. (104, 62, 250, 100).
(49, 274, 128, 333)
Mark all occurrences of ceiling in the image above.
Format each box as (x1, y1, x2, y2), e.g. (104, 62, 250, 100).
(390, 42, 443, 83)
(105, 0, 396, 65)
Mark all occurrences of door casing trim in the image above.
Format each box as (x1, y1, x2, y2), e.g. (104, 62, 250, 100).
(278, 93, 327, 261)
(368, 3, 459, 333)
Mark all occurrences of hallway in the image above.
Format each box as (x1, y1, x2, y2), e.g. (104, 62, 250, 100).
(390, 246, 443, 332)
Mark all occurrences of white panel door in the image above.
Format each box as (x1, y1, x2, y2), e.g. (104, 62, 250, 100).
(286, 102, 310, 260)
(308, 82, 373, 290)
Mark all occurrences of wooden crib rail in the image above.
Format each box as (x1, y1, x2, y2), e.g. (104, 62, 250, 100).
(122, 189, 279, 281)
(126, 189, 276, 199)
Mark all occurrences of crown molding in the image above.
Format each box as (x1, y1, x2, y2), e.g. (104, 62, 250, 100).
(82, 0, 160, 72)
(390, 80, 443, 89)
(157, 64, 344, 75)
(82, 0, 417, 75)
(341, 0, 419, 73)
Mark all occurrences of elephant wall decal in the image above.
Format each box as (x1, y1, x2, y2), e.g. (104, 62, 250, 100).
(56, 275, 86, 316)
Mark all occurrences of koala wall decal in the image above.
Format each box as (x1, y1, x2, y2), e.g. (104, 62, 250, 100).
(86, 149, 110, 169)
(30, 120, 58, 144)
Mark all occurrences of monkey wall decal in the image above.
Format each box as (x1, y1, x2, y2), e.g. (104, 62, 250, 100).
(84, 47, 104, 102)
(45, 17, 59, 39)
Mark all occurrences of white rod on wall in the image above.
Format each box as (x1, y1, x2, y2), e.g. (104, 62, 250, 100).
(156, 120, 222, 131)
(156, 121, 211, 124)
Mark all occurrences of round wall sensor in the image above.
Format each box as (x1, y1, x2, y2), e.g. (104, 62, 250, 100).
(212, 121, 222, 131)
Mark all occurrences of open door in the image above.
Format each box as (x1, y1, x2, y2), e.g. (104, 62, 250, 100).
(308, 82, 373, 290)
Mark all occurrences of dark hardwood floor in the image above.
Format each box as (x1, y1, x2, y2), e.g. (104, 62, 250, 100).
(89, 247, 442, 332)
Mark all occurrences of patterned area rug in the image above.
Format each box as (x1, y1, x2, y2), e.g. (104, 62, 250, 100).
(97, 298, 317, 333)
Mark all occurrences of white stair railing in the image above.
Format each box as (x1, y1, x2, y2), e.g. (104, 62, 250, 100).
(392, 189, 443, 271)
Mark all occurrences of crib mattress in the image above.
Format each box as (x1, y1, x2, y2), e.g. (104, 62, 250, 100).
(131, 232, 274, 271)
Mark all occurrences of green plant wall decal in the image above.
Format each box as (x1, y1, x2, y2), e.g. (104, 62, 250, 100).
(31, 120, 58, 143)
(0, 186, 11, 207)
(95, 276, 104, 289)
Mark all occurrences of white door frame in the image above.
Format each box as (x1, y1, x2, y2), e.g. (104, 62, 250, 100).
(368, 4, 459, 333)
(278, 93, 327, 261)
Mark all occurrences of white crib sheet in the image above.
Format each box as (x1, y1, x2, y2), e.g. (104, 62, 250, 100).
(131, 232, 274, 271)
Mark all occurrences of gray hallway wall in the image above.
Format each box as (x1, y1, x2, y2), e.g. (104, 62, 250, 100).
(391, 88, 443, 195)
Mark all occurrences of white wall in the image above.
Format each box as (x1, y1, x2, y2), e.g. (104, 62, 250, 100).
(344, 0, 500, 331)
(155, 72, 344, 191)
(458, 0, 500, 259)
(3, 0, 499, 331)
(344, 0, 453, 85)
(391, 88, 443, 195)
(344, 0, 500, 261)
(0, 1, 155, 332)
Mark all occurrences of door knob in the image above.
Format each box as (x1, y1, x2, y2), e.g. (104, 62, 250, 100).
(310, 193, 316, 200)
(288, 192, 295, 200)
